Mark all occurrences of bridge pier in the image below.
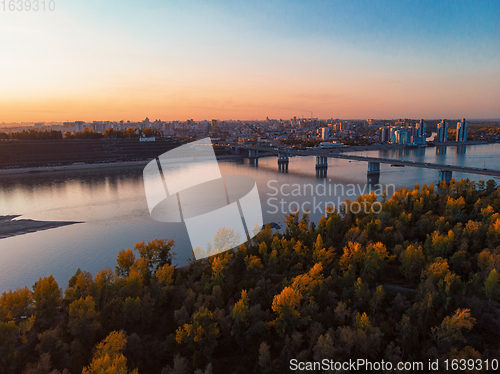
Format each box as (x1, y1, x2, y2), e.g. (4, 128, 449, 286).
(436, 146, 447, 155)
(278, 152, 289, 172)
(456, 146, 466, 155)
(249, 149, 259, 167)
(367, 162, 380, 184)
(315, 156, 328, 178)
(439, 170, 453, 183)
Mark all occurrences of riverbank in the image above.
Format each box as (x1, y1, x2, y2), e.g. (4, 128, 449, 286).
(0, 155, 244, 177)
(0, 215, 82, 239)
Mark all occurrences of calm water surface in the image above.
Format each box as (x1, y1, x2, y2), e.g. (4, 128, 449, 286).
(1, 143, 499, 293)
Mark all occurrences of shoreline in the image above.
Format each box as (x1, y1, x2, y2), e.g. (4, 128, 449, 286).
(0, 215, 83, 239)
(0, 141, 492, 177)
(0, 160, 149, 177)
(0, 155, 245, 177)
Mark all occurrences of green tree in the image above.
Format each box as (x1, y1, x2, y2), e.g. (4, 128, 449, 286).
(400, 244, 426, 285)
(362, 242, 390, 281)
(0, 321, 20, 374)
(369, 285, 385, 315)
(484, 269, 500, 311)
(122, 297, 142, 328)
(67, 296, 101, 349)
(313, 331, 335, 361)
(258, 342, 271, 373)
(176, 307, 220, 362)
(231, 290, 250, 347)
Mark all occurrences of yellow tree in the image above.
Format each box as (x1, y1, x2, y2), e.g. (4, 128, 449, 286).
(65, 269, 93, 304)
(0, 287, 33, 323)
(271, 287, 302, 337)
(116, 249, 136, 277)
(155, 264, 175, 287)
(339, 241, 364, 275)
(33, 275, 61, 324)
(82, 330, 138, 374)
(291, 263, 323, 299)
(355, 312, 371, 332)
(312, 234, 335, 267)
(244, 255, 264, 271)
(210, 252, 232, 288)
(431, 308, 476, 347)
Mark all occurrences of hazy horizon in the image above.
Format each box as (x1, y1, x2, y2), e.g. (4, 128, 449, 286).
(1, 0, 499, 122)
(2, 118, 500, 127)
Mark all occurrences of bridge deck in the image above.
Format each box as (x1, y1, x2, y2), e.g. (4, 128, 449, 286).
(243, 146, 500, 177)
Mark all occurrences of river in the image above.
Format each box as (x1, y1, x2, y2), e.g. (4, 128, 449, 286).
(1, 143, 499, 293)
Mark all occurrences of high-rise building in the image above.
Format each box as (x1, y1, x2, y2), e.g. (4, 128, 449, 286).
(395, 129, 408, 145)
(456, 122, 463, 142)
(416, 119, 426, 138)
(320, 127, 329, 140)
(389, 126, 398, 142)
(456, 118, 468, 142)
(379, 127, 390, 143)
(437, 120, 448, 142)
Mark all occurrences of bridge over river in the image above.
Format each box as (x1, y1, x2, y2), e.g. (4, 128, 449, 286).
(239, 145, 500, 183)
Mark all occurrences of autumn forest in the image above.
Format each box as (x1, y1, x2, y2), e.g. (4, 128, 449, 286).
(1, 179, 500, 373)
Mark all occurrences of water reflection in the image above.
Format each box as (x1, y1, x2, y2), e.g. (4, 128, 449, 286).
(436, 146, 447, 155)
(1, 143, 500, 293)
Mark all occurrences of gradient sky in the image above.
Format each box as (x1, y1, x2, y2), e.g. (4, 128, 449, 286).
(1, 0, 499, 122)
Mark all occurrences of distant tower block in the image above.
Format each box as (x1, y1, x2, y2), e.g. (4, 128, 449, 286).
(456, 118, 468, 142)
(439, 170, 453, 183)
(437, 119, 448, 143)
(315, 156, 328, 178)
(278, 152, 289, 172)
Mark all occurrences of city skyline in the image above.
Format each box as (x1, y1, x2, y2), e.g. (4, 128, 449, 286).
(1, 0, 499, 122)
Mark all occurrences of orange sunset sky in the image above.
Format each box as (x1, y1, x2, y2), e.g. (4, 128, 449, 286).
(1, 1, 499, 122)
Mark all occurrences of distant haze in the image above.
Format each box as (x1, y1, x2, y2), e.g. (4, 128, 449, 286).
(1, 0, 499, 122)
